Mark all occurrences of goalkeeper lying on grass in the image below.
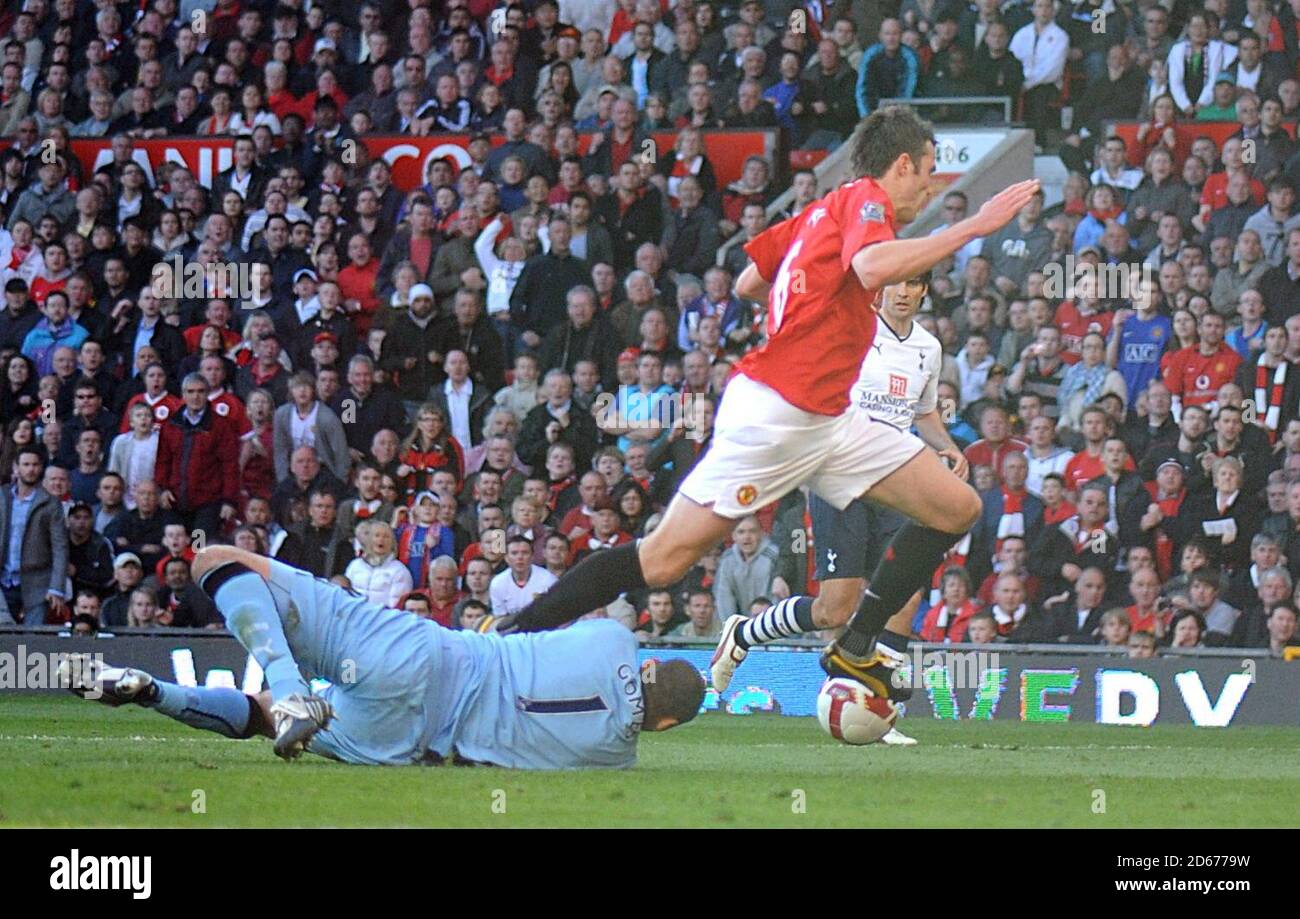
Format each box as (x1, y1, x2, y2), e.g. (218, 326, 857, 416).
(62, 546, 705, 770)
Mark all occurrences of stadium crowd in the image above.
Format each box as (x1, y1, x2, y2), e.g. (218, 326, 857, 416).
(0, 0, 1297, 661)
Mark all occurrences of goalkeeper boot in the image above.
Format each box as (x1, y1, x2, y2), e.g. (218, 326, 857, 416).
(59, 655, 158, 707)
(269, 694, 333, 761)
(709, 615, 749, 692)
(820, 640, 913, 703)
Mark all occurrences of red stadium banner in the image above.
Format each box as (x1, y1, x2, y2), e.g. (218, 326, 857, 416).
(1107, 119, 1297, 167)
(71, 137, 237, 189)
(70, 130, 777, 195)
(361, 130, 776, 191)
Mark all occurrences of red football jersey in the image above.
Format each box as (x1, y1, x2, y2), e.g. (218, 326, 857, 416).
(119, 391, 184, 432)
(1200, 172, 1264, 213)
(1162, 344, 1242, 408)
(209, 390, 251, 435)
(735, 177, 896, 415)
(1063, 451, 1137, 492)
(1054, 301, 1113, 365)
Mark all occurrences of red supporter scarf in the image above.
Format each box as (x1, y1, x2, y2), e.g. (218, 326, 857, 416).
(928, 533, 972, 607)
(1254, 362, 1287, 442)
(994, 487, 1025, 554)
(353, 498, 381, 520)
(400, 445, 456, 497)
(1043, 501, 1075, 526)
(1074, 522, 1107, 554)
(547, 475, 575, 512)
(1143, 481, 1186, 580)
(250, 361, 280, 385)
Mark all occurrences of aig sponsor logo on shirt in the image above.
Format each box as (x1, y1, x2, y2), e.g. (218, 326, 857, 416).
(1123, 342, 1161, 363)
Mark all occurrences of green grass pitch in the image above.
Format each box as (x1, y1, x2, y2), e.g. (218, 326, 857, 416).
(2, 695, 1297, 828)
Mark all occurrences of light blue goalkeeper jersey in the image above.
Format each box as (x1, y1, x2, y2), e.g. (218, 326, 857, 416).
(438, 621, 646, 770)
(261, 558, 645, 770)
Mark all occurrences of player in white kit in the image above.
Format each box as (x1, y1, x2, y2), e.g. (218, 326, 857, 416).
(710, 273, 967, 727)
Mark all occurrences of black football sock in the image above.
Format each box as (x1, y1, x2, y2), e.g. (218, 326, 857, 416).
(838, 524, 962, 656)
(512, 541, 647, 632)
(876, 629, 911, 656)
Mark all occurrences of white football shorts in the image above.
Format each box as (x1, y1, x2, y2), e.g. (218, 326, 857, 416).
(678, 374, 925, 519)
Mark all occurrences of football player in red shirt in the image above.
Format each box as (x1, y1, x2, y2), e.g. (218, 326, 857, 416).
(496, 107, 1039, 700)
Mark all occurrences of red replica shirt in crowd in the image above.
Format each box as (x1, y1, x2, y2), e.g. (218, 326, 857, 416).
(1126, 604, 1170, 634)
(608, 134, 635, 174)
(737, 176, 896, 416)
(1063, 451, 1138, 492)
(1162, 343, 1242, 408)
(558, 505, 594, 537)
(29, 276, 67, 305)
(182, 324, 242, 353)
(338, 260, 381, 334)
(1054, 301, 1113, 365)
(119, 391, 184, 432)
(155, 547, 197, 582)
(963, 438, 1027, 480)
(1200, 171, 1265, 213)
(427, 594, 459, 628)
(208, 389, 251, 435)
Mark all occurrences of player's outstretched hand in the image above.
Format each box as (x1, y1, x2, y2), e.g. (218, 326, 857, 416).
(966, 179, 1041, 237)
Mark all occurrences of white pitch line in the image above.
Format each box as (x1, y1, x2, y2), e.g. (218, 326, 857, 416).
(740, 742, 1282, 753)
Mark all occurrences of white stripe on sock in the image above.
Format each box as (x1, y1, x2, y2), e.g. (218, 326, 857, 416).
(777, 601, 797, 634)
(769, 599, 794, 637)
(741, 596, 815, 647)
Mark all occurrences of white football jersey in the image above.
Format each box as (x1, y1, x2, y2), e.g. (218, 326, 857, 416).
(850, 318, 943, 431)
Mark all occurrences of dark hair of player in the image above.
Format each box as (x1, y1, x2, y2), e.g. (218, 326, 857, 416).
(642, 658, 706, 729)
(851, 105, 936, 180)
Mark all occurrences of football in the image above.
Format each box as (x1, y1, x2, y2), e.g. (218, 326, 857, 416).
(816, 678, 898, 745)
